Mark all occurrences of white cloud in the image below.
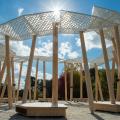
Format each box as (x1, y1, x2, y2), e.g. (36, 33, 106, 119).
(59, 41, 79, 59)
(68, 51, 79, 59)
(59, 42, 71, 57)
(10, 41, 30, 56)
(76, 31, 112, 51)
(10, 40, 53, 57)
(35, 41, 53, 56)
(18, 8, 24, 16)
(31, 69, 52, 80)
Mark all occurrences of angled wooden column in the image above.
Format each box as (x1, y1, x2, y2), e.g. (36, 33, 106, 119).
(0, 61, 1, 71)
(5, 35, 13, 109)
(111, 58, 115, 85)
(22, 35, 37, 103)
(16, 61, 23, 101)
(52, 22, 58, 106)
(99, 29, 115, 104)
(64, 62, 67, 101)
(95, 64, 98, 101)
(34, 59, 39, 101)
(113, 51, 118, 66)
(70, 69, 73, 101)
(0, 76, 7, 103)
(112, 38, 117, 53)
(79, 31, 94, 112)
(43, 61, 46, 99)
(95, 64, 104, 101)
(28, 74, 31, 101)
(111, 38, 118, 66)
(11, 57, 15, 102)
(80, 63, 83, 99)
(0, 59, 6, 89)
(113, 26, 120, 101)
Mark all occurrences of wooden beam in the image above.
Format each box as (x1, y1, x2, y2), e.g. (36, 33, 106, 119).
(112, 51, 118, 67)
(111, 38, 118, 66)
(0, 61, 1, 71)
(80, 63, 83, 99)
(34, 59, 39, 101)
(5, 35, 13, 109)
(95, 63, 104, 101)
(52, 22, 58, 106)
(0, 76, 7, 103)
(111, 58, 115, 85)
(43, 61, 46, 99)
(95, 64, 98, 101)
(0, 59, 6, 89)
(70, 69, 73, 101)
(113, 26, 120, 101)
(16, 61, 23, 101)
(79, 31, 94, 112)
(111, 38, 117, 53)
(22, 35, 37, 103)
(99, 29, 115, 104)
(11, 57, 15, 102)
(64, 62, 67, 101)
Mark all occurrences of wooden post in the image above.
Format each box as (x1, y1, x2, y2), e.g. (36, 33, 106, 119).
(16, 61, 23, 101)
(79, 31, 94, 112)
(11, 57, 15, 102)
(70, 68, 73, 101)
(0, 76, 7, 103)
(80, 63, 83, 99)
(0, 61, 1, 72)
(22, 35, 37, 103)
(34, 59, 39, 101)
(99, 29, 115, 104)
(95, 64, 98, 101)
(29, 78, 32, 102)
(95, 64, 104, 101)
(64, 62, 67, 101)
(111, 58, 115, 85)
(112, 51, 118, 67)
(111, 38, 117, 53)
(0, 59, 6, 89)
(113, 26, 120, 101)
(111, 38, 118, 66)
(43, 61, 46, 99)
(52, 22, 58, 106)
(5, 35, 13, 109)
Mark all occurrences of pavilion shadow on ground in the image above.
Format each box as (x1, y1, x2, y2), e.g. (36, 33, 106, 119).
(9, 113, 67, 120)
(91, 112, 120, 120)
(91, 113, 105, 120)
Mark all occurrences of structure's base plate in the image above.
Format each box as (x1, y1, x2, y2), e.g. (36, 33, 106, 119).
(38, 98, 52, 102)
(72, 98, 88, 102)
(94, 101, 120, 112)
(0, 98, 8, 103)
(16, 102, 67, 117)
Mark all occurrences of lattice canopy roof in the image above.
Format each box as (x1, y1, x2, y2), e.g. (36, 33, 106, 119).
(60, 57, 82, 64)
(14, 56, 63, 63)
(0, 10, 116, 41)
(92, 6, 120, 39)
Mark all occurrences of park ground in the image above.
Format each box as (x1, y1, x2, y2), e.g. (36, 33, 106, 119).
(0, 101, 120, 120)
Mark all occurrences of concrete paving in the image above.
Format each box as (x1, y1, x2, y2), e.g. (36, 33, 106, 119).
(0, 101, 120, 120)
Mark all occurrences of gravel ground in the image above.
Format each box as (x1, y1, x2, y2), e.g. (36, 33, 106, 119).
(0, 101, 120, 120)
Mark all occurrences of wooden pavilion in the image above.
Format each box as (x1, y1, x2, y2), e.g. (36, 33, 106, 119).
(0, 7, 120, 116)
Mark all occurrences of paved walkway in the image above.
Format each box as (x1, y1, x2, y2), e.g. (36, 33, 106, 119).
(0, 101, 120, 120)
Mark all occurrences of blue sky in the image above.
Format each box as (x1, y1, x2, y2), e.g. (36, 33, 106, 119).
(0, 0, 120, 88)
